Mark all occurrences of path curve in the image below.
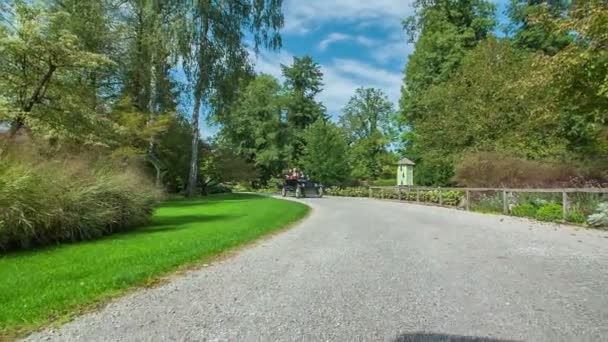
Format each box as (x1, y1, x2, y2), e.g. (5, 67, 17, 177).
(26, 196, 608, 341)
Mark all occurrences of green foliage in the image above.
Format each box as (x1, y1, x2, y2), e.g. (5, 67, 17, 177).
(371, 178, 396, 186)
(217, 74, 287, 183)
(511, 203, 538, 218)
(199, 142, 259, 193)
(340, 87, 396, 180)
(301, 119, 351, 186)
(535, 203, 563, 222)
(470, 193, 503, 214)
(281, 56, 326, 163)
(442, 190, 464, 206)
(0, 194, 308, 334)
(507, 0, 571, 54)
(0, 1, 111, 138)
(326, 187, 464, 207)
(0, 153, 162, 251)
(401, 0, 496, 123)
(175, 0, 284, 196)
(566, 209, 587, 225)
(325, 187, 369, 198)
(531, 0, 608, 160)
(398, 0, 608, 185)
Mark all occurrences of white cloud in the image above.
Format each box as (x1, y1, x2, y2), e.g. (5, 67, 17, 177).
(318, 32, 381, 51)
(321, 59, 402, 115)
(318, 32, 351, 50)
(355, 35, 380, 47)
(250, 49, 293, 80)
(282, 0, 415, 34)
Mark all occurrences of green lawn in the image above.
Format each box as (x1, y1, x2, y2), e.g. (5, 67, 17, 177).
(0, 194, 309, 335)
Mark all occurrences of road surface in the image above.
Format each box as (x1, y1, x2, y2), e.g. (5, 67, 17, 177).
(27, 196, 608, 341)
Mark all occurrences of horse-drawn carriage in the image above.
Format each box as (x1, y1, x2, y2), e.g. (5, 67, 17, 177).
(281, 177, 323, 198)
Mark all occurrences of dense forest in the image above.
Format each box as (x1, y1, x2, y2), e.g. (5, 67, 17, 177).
(399, 0, 607, 186)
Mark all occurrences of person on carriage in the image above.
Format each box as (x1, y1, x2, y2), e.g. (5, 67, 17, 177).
(286, 168, 299, 180)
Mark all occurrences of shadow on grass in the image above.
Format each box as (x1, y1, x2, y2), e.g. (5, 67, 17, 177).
(395, 333, 519, 342)
(137, 214, 243, 232)
(0, 194, 258, 258)
(160, 193, 266, 209)
(121, 215, 244, 239)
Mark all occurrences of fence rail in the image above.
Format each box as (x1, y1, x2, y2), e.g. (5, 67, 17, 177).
(368, 186, 608, 220)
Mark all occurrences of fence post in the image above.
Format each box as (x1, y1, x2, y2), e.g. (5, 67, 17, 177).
(416, 189, 420, 202)
(562, 191, 569, 221)
(465, 190, 470, 211)
(502, 190, 508, 215)
(438, 187, 443, 206)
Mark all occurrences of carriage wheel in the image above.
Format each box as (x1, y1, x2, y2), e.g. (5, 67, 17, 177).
(295, 187, 302, 198)
(281, 188, 286, 197)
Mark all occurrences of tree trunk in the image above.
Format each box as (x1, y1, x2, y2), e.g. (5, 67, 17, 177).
(185, 0, 211, 197)
(186, 96, 202, 197)
(10, 62, 56, 138)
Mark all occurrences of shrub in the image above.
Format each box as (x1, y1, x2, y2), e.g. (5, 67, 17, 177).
(206, 183, 232, 194)
(511, 203, 537, 218)
(442, 191, 464, 206)
(454, 152, 579, 187)
(566, 209, 587, 224)
(587, 202, 608, 228)
(326, 187, 369, 198)
(535, 203, 563, 222)
(0, 155, 162, 251)
(471, 193, 503, 213)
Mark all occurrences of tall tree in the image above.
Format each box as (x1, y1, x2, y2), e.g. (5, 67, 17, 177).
(399, 0, 496, 184)
(217, 74, 288, 184)
(507, 0, 571, 54)
(300, 119, 351, 186)
(178, 0, 283, 197)
(340, 87, 396, 180)
(530, 0, 608, 167)
(281, 56, 325, 128)
(281, 55, 325, 163)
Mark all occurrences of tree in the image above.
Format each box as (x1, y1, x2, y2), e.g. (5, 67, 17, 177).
(199, 143, 259, 194)
(398, 0, 496, 185)
(340, 87, 396, 180)
(0, 1, 110, 138)
(217, 74, 288, 184)
(530, 0, 608, 170)
(408, 38, 571, 185)
(300, 119, 350, 186)
(281, 55, 326, 163)
(402, 0, 496, 98)
(507, 0, 571, 54)
(178, 0, 284, 197)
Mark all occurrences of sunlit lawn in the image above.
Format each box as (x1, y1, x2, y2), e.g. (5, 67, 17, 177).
(0, 193, 309, 335)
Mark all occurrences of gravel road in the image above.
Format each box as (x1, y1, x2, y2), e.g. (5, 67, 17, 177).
(26, 196, 608, 342)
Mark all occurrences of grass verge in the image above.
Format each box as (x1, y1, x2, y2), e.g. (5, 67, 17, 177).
(0, 193, 309, 337)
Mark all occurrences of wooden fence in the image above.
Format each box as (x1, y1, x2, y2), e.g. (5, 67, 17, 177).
(368, 186, 608, 220)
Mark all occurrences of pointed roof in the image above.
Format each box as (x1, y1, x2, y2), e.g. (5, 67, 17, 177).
(397, 158, 416, 166)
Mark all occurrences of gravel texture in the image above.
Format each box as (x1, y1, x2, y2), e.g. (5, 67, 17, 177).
(26, 196, 608, 341)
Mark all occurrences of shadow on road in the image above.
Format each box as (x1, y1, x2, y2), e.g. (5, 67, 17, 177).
(395, 332, 519, 342)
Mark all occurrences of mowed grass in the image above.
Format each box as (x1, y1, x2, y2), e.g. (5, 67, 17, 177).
(0, 194, 309, 335)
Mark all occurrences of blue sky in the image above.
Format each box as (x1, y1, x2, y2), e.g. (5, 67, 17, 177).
(203, 0, 511, 137)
